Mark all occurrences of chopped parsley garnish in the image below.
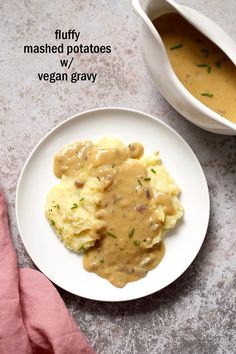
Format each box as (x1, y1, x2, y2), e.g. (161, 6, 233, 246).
(129, 228, 135, 238)
(100, 259, 104, 263)
(133, 240, 140, 246)
(144, 177, 151, 181)
(56, 204, 60, 209)
(97, 176, 100, 181)
(78, 246, 87, 253)
(200, 92, 213, 98)
(151, 168, 156, 174)
(80, 197, 85, 201)
(196, 64, 208, 67)
(215, 61, 221, 68)
(112, 163, 115, 168)
(137, 179, 142, 186)
(170, 43, 183, 50)
(50, 219, 56, 226)
(207, 66, 211, 73)
(71, 203, 78, 209)
(107, 231, 117, 238)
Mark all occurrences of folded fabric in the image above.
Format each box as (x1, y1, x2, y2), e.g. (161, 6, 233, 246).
(0, 191, 96, 354)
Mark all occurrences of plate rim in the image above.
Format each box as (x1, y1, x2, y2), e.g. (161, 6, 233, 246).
(15, 106, 210, 302)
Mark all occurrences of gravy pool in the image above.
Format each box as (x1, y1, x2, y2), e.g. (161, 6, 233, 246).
(50, 138, 183, 288)
(153, 13, 236, 124)
(83, 159, 165, 288)
(55, 141, 166, 287)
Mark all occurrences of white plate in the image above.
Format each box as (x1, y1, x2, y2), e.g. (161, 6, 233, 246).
(16, 107, 210, 302)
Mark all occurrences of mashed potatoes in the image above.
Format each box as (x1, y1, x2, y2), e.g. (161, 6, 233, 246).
(45, 137, 183, 287)
(45, 175, 105, 251)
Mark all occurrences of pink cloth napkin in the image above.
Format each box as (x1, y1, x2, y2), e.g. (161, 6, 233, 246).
(0, 191, 96, 354)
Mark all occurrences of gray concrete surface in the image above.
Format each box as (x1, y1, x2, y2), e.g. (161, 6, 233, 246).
(1, 0, 235, 353)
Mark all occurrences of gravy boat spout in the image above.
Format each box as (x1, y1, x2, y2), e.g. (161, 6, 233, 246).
(132, 0, 236, 135)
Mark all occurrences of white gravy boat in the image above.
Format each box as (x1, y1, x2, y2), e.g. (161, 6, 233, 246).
(132, 0, 236, 135)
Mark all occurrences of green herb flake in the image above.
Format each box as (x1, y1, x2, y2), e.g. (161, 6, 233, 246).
(207, 66, 211, 73)
(170, 43, 183, 50)
(97, 176, 100, 181)
(107, 231, 117, 238)
(80, 197, 85, 202)
(151, 168, 156, 174)
(78, 246, 86, 253)
(196, 64, 208, 67)
(215, 61, 221, 68)
(200, 92, 213, 98)
(144, 177, 151, 181)
(112, 163, 115, 168)
(133, 240, 140, 246)
(50, 219, 56, 226)
(129, 228, 135, 238)
(137, 179, 142, 186)
(56, 204, 60, 209)
(100, 259, 104, 263)
(71, 203, 78, 209)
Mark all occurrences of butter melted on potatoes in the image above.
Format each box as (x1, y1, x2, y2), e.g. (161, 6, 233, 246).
(45, 137, 183, 287)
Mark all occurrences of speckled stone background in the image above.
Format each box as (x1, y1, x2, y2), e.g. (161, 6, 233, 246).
(1, 0, 236, 353)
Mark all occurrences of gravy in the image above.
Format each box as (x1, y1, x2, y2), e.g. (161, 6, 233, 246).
(153, 13, 236, 124)
(83, 160, 165, 288)
(53, 139, 181, 287)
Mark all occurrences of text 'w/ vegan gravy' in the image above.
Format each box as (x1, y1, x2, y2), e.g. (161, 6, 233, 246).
(153, 13, 236, 124)
(45, 138, 183, 287)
